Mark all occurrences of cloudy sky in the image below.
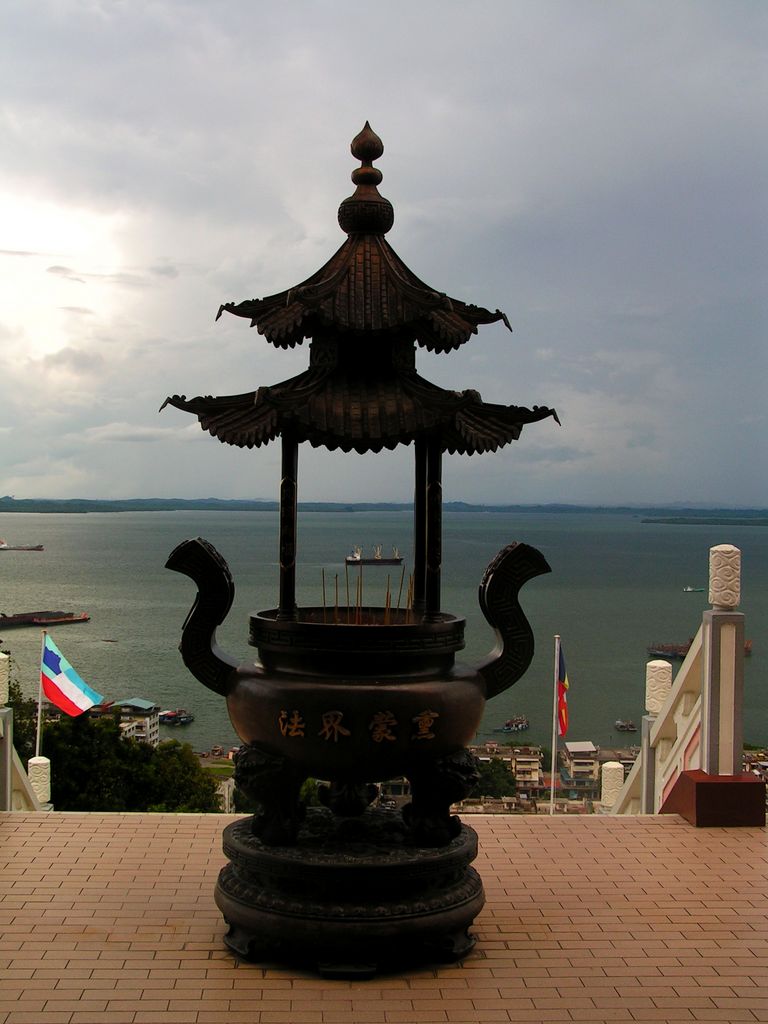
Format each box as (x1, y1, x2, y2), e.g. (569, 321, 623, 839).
(1, 1, 765, 506)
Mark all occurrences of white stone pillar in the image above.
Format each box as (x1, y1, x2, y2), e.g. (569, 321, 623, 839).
(702, 545, 744, 776)
(709, 544, 740, 610)
(641, 660, 672, 813)
(600, 761, 625, 809)
(0, 708, 11, 810)
(0, 653, 12, 809)
(646, 659, 673, 715)
(27, 756, 51, 805)
(0, 652, 9, 706)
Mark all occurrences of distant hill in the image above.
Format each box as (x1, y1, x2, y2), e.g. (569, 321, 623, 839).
(1, 496, 766, 517)
(641, 516, 768, 526)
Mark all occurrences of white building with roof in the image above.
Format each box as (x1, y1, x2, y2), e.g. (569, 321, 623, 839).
(112, 698, 161, 747)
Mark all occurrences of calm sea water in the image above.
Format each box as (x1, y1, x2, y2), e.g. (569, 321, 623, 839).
(2, 509, 766, 751)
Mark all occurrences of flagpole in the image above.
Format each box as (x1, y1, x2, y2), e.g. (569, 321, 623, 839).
(35, 630, 46, 758)
(549, 634, 560, 816)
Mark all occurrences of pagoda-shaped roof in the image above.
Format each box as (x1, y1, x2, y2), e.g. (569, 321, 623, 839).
(217, 234, 508, 353)
(163, 339, 557, 455)
(216, 122, 508, 353)
(163, 123, 558, 455)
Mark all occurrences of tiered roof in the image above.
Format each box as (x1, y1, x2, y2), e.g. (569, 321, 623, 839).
(163, 122, 557, 453)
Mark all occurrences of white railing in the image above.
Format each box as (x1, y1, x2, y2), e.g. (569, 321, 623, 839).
(611, 544, 745, 815)
(0, 652, 45, 812)
(1, 712, 43, 812)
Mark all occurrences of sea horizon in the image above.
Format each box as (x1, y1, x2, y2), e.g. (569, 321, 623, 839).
(3, 495, 767, 515)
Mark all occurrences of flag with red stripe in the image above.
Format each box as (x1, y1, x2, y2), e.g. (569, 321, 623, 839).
(41, 634, 103, 716)
(557, 644, 569, 737)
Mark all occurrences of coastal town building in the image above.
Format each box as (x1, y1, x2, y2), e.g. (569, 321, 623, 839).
(560, 740, 601, 800)
(509, 746, 545, 799)
(88, 697, 161, 747)
(469, 740, 546, 800)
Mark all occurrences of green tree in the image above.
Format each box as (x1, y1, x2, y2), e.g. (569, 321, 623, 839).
(6, 676, 38, 763)
(42, 713, 155, 811)
(41, 717, 221, 812)
(146, 740, 221, 812)
(470, 758, 515, 799)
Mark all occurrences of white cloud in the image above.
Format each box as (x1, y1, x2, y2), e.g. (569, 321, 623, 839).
(77, 422, 203, 444)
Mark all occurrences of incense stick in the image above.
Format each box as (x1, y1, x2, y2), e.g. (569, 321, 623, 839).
(396, 564, 405, 612)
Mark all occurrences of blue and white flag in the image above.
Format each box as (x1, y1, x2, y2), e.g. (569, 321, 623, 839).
(41, 634, 103, 716)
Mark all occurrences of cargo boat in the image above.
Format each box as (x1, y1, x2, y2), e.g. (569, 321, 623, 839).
(345, 544, 403, 566)
(0, 611, 90, 628)
(648, 639, 753, 659)
(496, 715, 529, 733)
(159, 708, 195, 725)
(0, 540, 44, 551)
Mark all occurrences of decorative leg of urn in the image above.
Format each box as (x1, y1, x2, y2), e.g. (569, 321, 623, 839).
(318, 780, 378, 817)
(402, 749, 480, 846)
(233, 744, 306, 846)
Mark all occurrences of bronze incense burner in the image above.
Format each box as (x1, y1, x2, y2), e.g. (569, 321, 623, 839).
(164, 124, 556, 973)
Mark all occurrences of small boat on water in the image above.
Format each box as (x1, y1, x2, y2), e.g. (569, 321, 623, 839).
(496, 715, 529, 733)
(345, 544, 403, 566)
(0, 540, 44, 551)
(615, 719, 637, 732)
(648, 639, 753, 659)
(159, 709, 195, 725)
(682, 586, 704, 593)
(0, 610, 90, 628)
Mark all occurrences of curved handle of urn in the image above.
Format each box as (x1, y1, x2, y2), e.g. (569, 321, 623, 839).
(477, 542, 551, 700)
(165, 537, 238, 697)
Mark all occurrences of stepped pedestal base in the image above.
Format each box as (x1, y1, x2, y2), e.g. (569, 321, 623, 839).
(214, 808, 485, 977)
(660, 769, 766, 827)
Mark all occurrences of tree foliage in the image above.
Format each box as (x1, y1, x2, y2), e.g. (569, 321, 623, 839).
(41, 715, 221, 812)
(6, 676, 38, 763)
(470, 758, 515, 799)
(147, 740, 221, 813)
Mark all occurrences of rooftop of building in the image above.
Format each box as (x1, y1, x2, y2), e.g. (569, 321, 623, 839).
(2, 810, 767, 1023)
(113, 698, 159, 712)
(564, 741, 598, 755)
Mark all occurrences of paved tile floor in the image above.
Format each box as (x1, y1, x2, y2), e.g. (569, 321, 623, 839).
(1, 812, 767, 1023)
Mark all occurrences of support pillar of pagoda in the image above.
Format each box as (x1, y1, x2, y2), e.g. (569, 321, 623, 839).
(278, 433, 298, 621)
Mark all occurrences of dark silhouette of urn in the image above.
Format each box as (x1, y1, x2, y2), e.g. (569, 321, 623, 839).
(163, 124, 556, 974)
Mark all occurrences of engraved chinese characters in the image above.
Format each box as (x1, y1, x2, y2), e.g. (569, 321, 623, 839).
(277, 708, 441, 742)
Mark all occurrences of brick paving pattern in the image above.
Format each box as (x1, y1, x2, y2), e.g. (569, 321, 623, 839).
(1, 812, 767, 1023)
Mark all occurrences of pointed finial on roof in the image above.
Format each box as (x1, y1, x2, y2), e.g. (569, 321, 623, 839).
(338, 122, 394, 235)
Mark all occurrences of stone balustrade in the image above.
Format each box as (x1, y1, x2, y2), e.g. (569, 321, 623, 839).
(612, 544, 761, 822)
(1, 652, 45, 812)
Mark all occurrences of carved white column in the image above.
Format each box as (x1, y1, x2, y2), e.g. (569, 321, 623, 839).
(600, 761, 624, 809)
(1, 654, 12, 808)
(642, 660, 673, 813)
(0, 652, 9, 706)
(645, 660, 672, 715)
(702, 545, 744, 775)
(27, 756, 51, 805)
(709, 544, 741, 609)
